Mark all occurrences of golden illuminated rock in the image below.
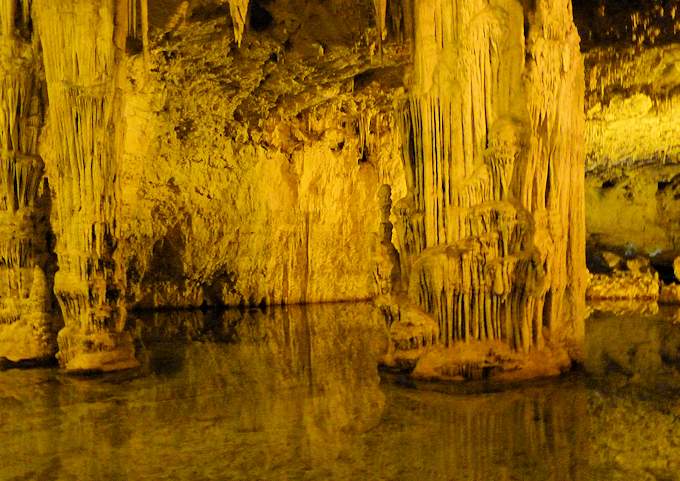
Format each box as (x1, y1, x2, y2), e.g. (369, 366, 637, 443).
(601, 251, 622, 269)
(389, 0, 586, 379)
(0, 0, 594, 374)
(0, 0, 57, 363)
(578, 1, 680, 267)
(34, 0, 138, 371)
(115, 1, 408, 310)
(588, 298, 660, 316)
(587, 270, 660, 301)
(673, 256, 680, 281)
(660, 283, 680, 305)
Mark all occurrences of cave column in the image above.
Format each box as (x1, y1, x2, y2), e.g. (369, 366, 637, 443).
(34, 0, 137, 371)
(396, 0, 585, 357)
(0, 0, 56, 362)
(522, 0, 587, 345)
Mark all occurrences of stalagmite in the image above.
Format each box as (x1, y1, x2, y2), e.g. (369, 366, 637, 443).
(34, 0, 137, 371)
(0, 0, 57, 362)
(391, 0, 586, 378)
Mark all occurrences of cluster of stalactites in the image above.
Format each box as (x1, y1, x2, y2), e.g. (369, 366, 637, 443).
(36, 0, 116, 86)
(35, 6, 119, 261)
(0, 0, 44, 214)
(0, 64, 41, 159)
(0, 154, 43, 212)
(372, 0, 414, 46)
(117, 0, 149, 61)
(409, 247, 548, 351)
(222, 0, 404, 49)
(521, 0, 586, 334)
(0, 0, 56, 362)
(402, 0, 525, 251)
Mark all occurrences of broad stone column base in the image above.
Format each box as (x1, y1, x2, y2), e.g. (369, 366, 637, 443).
(0, 267, 57, 364)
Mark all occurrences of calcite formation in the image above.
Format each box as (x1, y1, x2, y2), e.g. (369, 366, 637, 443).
(387, 0, 586, 378)
(0, 0, 590, 374)
(33, 0, 137, 371)
(226, 0, 249, 47)
(115, 0, 409, 310)
(0, 0, 56, 363)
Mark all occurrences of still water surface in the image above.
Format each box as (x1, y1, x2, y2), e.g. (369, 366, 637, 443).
(1, 303, 680, 481)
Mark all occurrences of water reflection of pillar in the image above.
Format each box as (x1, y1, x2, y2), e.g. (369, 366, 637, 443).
(231, 304, 387, 468)
(373, 384, 589, 481)
(109, 304, 388, 476)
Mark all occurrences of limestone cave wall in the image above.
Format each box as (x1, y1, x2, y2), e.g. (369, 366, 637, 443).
(574, 0, 680, 267)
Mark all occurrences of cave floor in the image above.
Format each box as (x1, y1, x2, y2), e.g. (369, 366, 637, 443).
(2, 303, 680, 481)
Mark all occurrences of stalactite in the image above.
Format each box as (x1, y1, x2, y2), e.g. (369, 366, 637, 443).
(373, 0, 387, 39)
(393, 0, 585, 375)
(20, 0, 29, 28)
(140, 0, 149, 64)
(128, 0, 137, 37)
(227, 0, 250, 47)
(0, 0, 15, 37)
(111, 0, 149, 62)
(34, 0, 137, 371)
(0, 0, 56, 362)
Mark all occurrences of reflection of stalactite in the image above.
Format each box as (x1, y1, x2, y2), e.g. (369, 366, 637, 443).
(0, 0, 56, 362)
(395, 0, 585, 361)
(34, 0, 136, 371)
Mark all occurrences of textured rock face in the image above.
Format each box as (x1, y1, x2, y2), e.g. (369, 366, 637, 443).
(0, 0, 57, 363)
(0, 0, 587, 372)
(116, 0, 408, 309)
(572, 0, 680, 315)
